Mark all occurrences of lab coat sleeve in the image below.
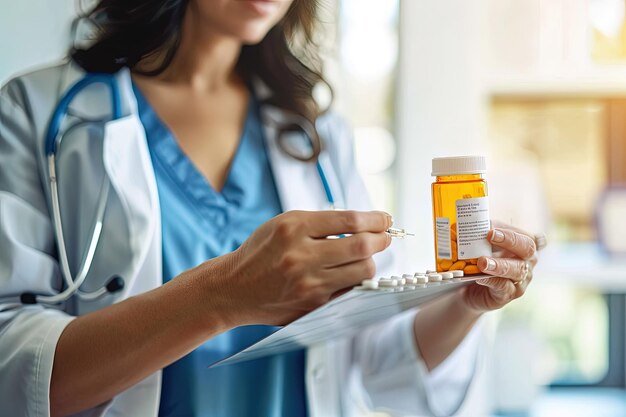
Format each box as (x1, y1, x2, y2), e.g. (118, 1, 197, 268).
(353, 310, 482, 416)
(0, 80, 75, 417)
(319, 112, 480, 416)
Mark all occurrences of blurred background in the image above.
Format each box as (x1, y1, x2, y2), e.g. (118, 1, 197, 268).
(2, 0, 626, 416)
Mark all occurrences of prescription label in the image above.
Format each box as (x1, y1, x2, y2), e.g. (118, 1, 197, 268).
(435, 217, 452, 260)
(455, 197, 492, 260)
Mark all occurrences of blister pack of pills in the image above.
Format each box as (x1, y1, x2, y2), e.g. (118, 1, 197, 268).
(211, 271, 488, 367)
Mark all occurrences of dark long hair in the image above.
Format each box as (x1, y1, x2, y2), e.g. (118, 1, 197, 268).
(72, 0, 330, 161)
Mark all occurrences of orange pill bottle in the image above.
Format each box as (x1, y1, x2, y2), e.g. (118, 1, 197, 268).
(431, 156, 492, 275)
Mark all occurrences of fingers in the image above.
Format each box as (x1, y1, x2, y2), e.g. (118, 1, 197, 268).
(321, 258, 378, 291)
(488, 228, 536, 260)
(477, 256, 528, 283)
(297, 210, 392, 238)
(475, 265, 534, 302)
(315, 232, 391, 267)
(490, 221, 548, 252)
(467, 222, 539, 311)
(475, 277, 516, 302)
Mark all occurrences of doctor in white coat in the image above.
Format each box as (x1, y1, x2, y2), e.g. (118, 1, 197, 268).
(0, 1, 539, 416)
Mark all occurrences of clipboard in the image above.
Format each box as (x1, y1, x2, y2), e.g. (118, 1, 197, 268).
(211, 274, 487, 367)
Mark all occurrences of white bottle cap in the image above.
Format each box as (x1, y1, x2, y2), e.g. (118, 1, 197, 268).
(431, 156, 487, 176)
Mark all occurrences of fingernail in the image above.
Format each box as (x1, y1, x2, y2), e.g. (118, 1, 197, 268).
(485, 258, 497, 271)
(385, 213, 394, 227)
(491, 229, 505, 243)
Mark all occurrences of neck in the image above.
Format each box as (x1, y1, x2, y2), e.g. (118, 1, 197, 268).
(143, 4, 243, 92)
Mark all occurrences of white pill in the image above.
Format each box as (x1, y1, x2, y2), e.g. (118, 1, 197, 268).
(391, 276, 405, 285)
(361, 279, 378, 290)
(428, 273, 443, 282)
(405, 277, 417, 285)
(415, 275, 428, 284)
(379, 279, 397, 288)
(441, 272, 454, 280)
(451, 270, 464, 278)
(402, 273, 414, 279)
(426, 269, 438, 274)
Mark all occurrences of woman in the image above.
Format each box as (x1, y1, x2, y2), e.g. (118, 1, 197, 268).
(0, 1, 539, 416)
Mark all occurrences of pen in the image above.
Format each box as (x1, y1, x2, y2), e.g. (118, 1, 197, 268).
(386, 227, 415, 238)
(327, 227, 415, 240)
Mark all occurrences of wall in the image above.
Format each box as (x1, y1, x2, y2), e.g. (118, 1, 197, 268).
(395, 0, 488, 270)
(0, 0, 76, 84)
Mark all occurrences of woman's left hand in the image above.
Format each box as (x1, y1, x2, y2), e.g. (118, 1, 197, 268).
(462, 221, 541, 313)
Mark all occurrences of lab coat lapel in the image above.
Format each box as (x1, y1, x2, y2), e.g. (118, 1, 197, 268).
(101, 112, 162, 297)
(99, 70, 162, 298)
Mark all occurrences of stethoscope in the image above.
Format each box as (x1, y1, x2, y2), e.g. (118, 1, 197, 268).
(18, 73, 337, 305)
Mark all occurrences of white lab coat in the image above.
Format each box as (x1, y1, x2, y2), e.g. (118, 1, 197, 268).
(0, 61, 481, 417)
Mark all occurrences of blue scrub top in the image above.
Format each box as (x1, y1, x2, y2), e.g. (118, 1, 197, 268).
(133, 84, 308, 417)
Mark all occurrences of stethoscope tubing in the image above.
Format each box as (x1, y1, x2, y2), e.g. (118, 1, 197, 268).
(39, 159, 110, 304)
(33, 74, 122, 305)
(45, 74, 123, 155)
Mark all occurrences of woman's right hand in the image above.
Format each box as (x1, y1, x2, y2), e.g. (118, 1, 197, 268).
(212, 210, 393, 326)
(48, 210, 391, 415)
